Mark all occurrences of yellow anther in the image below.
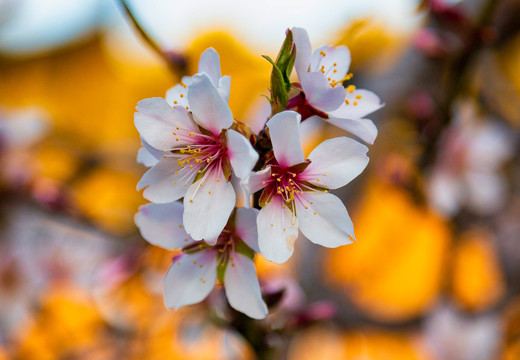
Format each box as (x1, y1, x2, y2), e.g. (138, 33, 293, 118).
(333, 62, 337, 66)
(178, 225, 183, 228)
(313, 212, 317, 215)
(231, 263, 235, 267)
(190, 199, 193, 203)
(180, 94, 184, 98)
(216, 179, 220, 182)
(173, 181, 177, 185)
(356, 95, 362, 99)
(184, 238, 188, 241)
(193, 261, 197, 264)
(208, 191, 211, 195)
(353, 101, 358, 106)
(174, 101, 178, 104)
(316, 178, 320, 182)
(320, 51, 326, 56)
(333, 69, 337, 73)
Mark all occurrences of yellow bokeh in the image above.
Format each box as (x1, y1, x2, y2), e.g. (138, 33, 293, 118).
(72, 167, 142, 234)
(451, 229, 505, 311)
(288, 327, 431, 360)
(15, 286, 103, 360)
(335, 19, 409, 73)
(325, 180, 451, 322)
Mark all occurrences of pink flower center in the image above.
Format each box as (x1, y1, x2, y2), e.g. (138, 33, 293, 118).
(165, 127, 228, 183)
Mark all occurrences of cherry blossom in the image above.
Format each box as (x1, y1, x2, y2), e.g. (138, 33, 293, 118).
(135, 202, 268, 319)
(135, 72, 258, 242)
(427, 100, 515, 216)
(290, 27, 383, 144)
(243, 111, 370, 263)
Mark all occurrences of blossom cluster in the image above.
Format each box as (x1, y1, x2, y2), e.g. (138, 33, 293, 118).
(134, 27, 383, 319)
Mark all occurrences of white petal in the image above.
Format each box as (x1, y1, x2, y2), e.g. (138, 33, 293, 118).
(137, 157, 192, 203)
(198, 48, 222, 87)
(296, 192, 355, 247)
(241, 167, 272, 207)
(226, 129, 259, 179)
(137, 147, 160, 167)
(257, 197, 298, 264)
(292, 27, 312, 77)
(138, 137, 164, 167)
(135, 98, 196, 150)
(300, 72, 345, 112)
(231, 174, 248, 207)
(266, 111, 304, 167)
(245, 96, 271, 135)
(183, 172, 236, 241)
(135, 203, 194, 250)
(188, 74, 233, 136)
(235, 207, 260, 253)
(163, 251, 218, 310)
(310, 44, 351, 82)
(224, 252, 267, 319)
(329, 89, 384, 120)
(326, 117, 378, 144)
(165, 76, 192, 108)
(303, 137, 369, 189)
(218, 75, 231, 103)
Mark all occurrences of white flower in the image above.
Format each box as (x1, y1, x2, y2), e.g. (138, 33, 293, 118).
(135, 202, 268, 319)
(427, 100, 515, 216)
(290, 27, 383, 144)
(135, 69, 258, 241)
(243, 111, 369, 263)
(137, 48, 230, 167)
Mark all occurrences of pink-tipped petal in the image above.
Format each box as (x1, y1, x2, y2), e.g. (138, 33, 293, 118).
(303, 137, 369, 189)
(224, 252, 268, 319)
(163, 251, 218, 310)
(226, 129, 259, 179)
(257, 197, 298, 264)
(188, 74, 233, 136)
(266, 111, 304, 167)
(296, 192, 355, 247)
(135, 203, 194, 250)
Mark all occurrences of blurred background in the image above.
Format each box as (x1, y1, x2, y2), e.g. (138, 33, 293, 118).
(1, 0, 520, 359)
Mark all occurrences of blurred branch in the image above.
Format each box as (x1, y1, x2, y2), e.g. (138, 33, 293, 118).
(417, 0, 504, 170)
(118, 0, 187, 75)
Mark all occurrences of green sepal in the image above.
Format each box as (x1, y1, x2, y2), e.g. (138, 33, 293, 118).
(262, 29, 296, 114)
(262, 55, 288, 114)
(234, 238, 255, 260)
(276, 29, 296, 93)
